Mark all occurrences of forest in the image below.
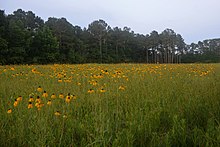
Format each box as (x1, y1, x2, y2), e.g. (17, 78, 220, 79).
(0, 9, 219, 65)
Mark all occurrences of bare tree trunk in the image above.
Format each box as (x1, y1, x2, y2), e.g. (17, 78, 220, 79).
(104, 38, 107, 58)
(175, 54, 178, 64)
(171, 52, 174, 63)
(146, 49, 149, 63)
(168, 50, 171, 63)
(123, 41, 126, 62)
(162, 50, 164, 63)
(164, 49, 167, 63)
(99, 36, 102, 63)
(115, 41, 119, 62)
(99, 38, 102, 63)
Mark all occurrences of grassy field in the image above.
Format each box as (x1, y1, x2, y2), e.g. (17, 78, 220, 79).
(0, 63, 220, 146)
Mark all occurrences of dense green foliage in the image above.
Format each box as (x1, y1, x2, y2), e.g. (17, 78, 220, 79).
(182, 39, 220, 63)
(0, 9, 219, 64)
(0, 64, 219, 146)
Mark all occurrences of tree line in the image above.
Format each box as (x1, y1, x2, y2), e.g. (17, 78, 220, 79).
(182, 39, 220, 63)
(0, 9, 219, 65)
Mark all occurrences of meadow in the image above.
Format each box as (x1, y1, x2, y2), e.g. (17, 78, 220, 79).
(0, 63, 219, 146)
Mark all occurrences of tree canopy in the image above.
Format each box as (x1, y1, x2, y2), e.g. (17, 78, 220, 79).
(0, 9, 219, 65)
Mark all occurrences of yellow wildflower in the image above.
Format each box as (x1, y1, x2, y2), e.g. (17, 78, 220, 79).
(16, 96, 22, 102)
(89, 80, 98, 86)
(35, 102, 44, 110)
(100, 88, 106, 93)
(119, 86, 125, 90)
(28, 102, 33, 109)
(47, 100, 52, 105)
(58, 78, 62, 83)
(7, 109, 12, 114)
(35, 102, 40, 107)
(37, 86, 43, 92)
(57, 73, 62, 78)
(55, 111, 61, 116)
(51, 93, 56, 99)
(59, 93, 64, 99)
(39, 103, 44, 107)
(88, 89, 95, 94)
(13, 99, 18, 107)
(35, 96, 41, 103)
(64, 79, 71, 83)
(102, 70, 109, 75)
(31, 68, 36, 73)
(65, 96, 71, 103)
(72, 94, 77, 100)
(42, 91, 48, 98)
(29, 96, 34, 102)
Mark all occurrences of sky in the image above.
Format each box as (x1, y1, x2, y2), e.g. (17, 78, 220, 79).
(1, 0, 220, 44)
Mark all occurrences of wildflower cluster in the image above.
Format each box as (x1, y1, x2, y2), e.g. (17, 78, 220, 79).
(6, 86, 78, 117)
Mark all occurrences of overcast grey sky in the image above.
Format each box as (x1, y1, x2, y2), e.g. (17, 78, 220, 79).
(1, 0, 220, 44)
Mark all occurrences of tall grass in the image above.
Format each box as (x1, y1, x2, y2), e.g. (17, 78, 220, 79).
(0, 64, 219, 146)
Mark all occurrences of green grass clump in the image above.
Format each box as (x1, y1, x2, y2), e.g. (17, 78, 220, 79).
(0, 63, 220, 146)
